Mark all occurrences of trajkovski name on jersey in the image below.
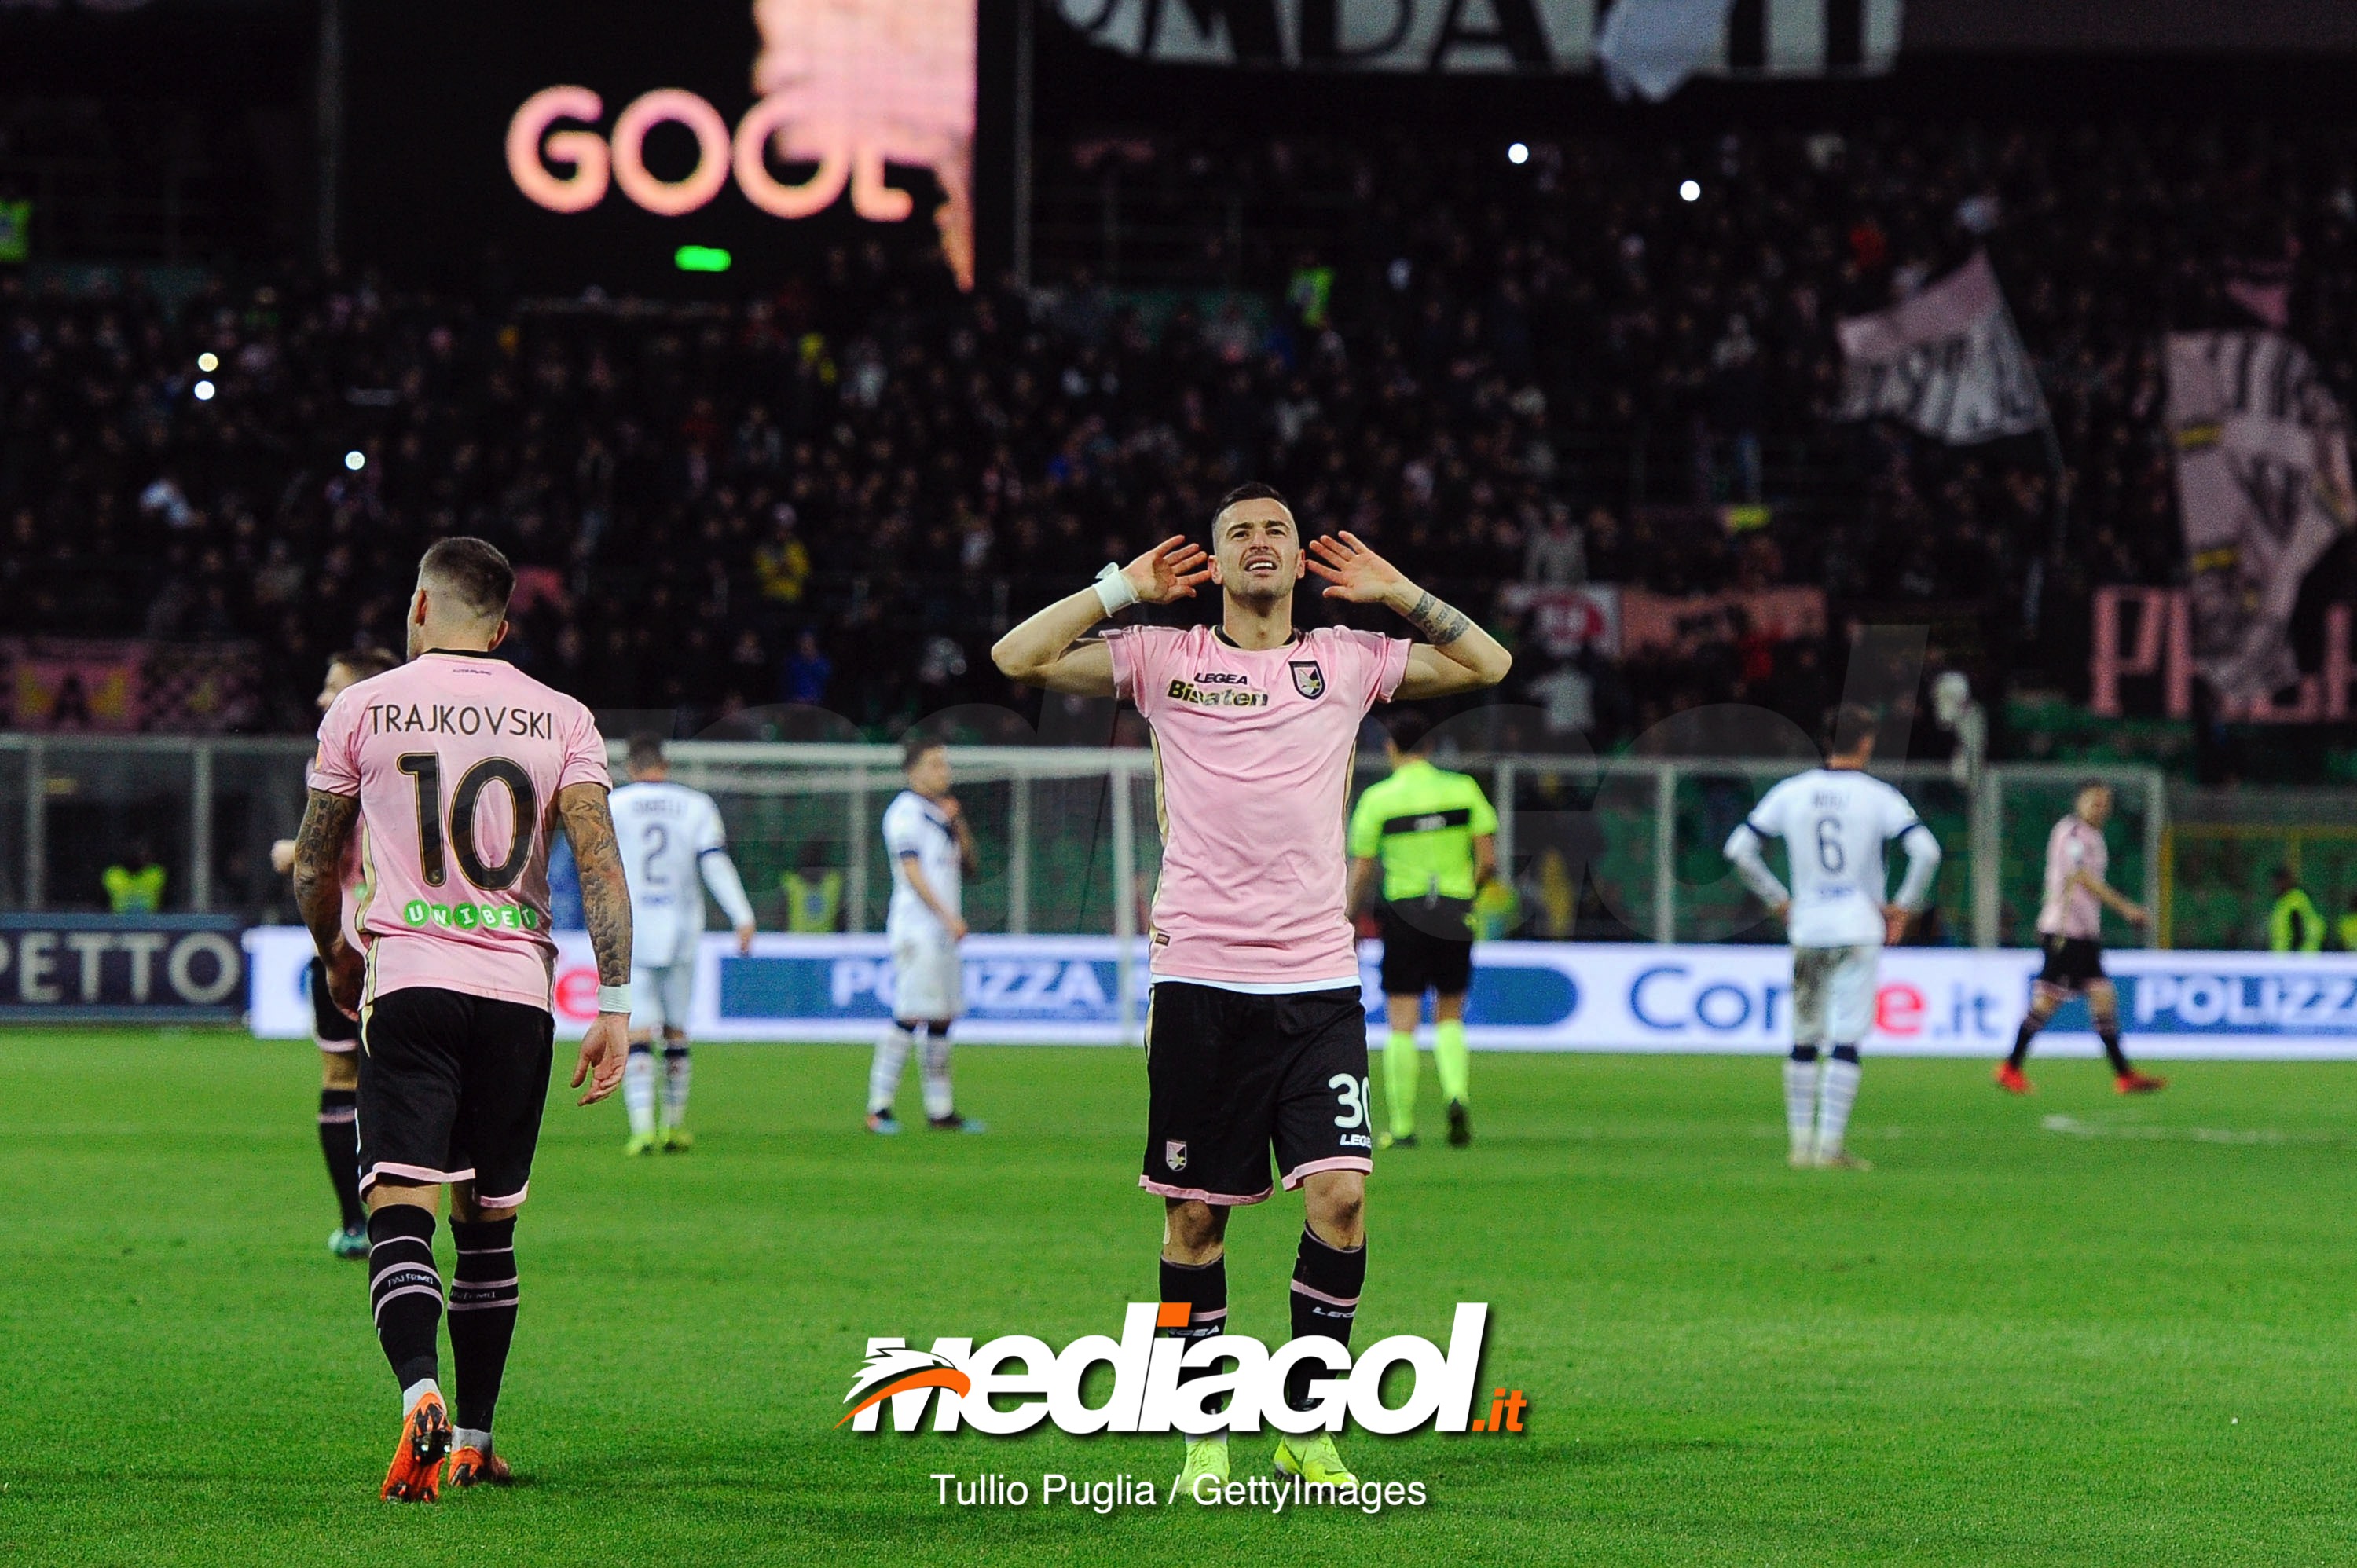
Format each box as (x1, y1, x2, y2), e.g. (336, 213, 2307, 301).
(610, 780, 757, 969)
(1724, 768, 1943, 947)
(883, 790, 963, 943)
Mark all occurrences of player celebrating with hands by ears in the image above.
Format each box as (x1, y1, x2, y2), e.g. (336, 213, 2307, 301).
(992, 482, 1510, 1496)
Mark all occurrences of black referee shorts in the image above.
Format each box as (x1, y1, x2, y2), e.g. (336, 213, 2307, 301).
(1377, 901, 1475, 997)
(1140, 981, 1373, 1206)
(357, 985, 554, 1210)
(310, 958, 359, 1051)
(2036, 936, 2108, 991)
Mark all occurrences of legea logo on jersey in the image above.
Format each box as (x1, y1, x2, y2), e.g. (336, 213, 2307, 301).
(838, 1302, 1499, 1437)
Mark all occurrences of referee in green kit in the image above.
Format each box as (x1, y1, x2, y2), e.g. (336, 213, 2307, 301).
(1347, 709, 1497, 1149)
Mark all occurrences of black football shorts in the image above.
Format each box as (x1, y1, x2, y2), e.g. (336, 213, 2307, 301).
(2036, 936, 2107, 991)
(1377, 902, 1475, 997)
(1140, 981, 1373, 1206)
(357, 985, 554, 1209)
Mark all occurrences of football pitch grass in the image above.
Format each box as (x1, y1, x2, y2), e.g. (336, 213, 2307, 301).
(8, 1031, 2357, 1566)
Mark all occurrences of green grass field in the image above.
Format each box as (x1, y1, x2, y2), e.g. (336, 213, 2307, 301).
(7, 1030, 2357, 1565)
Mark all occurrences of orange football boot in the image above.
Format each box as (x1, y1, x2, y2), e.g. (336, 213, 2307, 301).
(2115, 1071, 2168, 1094)
(448, 1444, 512, 1489)
(381, 1390, 453, 1502)
(1993, 1062, 2032, 1094)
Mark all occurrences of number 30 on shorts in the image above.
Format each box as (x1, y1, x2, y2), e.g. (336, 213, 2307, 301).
(1329, 1073, 1372, 1129)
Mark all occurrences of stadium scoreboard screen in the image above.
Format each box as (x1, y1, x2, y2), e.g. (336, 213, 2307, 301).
(345, 0, 978, 294)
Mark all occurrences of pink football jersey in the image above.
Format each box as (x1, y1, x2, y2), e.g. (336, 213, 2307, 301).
(2036, 814, 2107, 940)
(1106, 623, 1409, 987)
(308, 651, 610, 1010)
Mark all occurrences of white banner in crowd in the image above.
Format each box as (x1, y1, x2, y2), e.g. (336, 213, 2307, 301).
(247, 929, 2357, 1060)
(1054, 0, 1900, 76)
(2164, 331, 2357, 704)
(1836, 252, 2047, 445)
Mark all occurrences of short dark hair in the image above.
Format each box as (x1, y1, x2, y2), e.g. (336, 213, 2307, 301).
(626, 733, 666, 771)
(2078, 778, 2111, 797)
(1385, 707, 1433, 754)
(902, 734, 946, 770)
(1826, 702, 1879, 753)
(329, 646, 398, 681)
(1216, 482, 1288, 516)
(418, 536, 515, 620)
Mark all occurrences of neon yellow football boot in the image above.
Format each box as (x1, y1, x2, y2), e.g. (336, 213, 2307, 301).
(1176, 1434, 1230, 1497)
(1273, 1431, 1358, 1486)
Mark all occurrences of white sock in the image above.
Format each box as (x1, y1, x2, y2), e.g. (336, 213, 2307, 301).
(1783, 1057, 1820, 1160)
(920, 1027, 954, 1121)
(401, 1376, 441, 1415)
(623, 1050, 656, 1137)
(454, 1426, 493, 1455)
(660, 1046, 691, 1130)
(1816, 1056, 1863, 1159)
(870, 1024, 915, 1115)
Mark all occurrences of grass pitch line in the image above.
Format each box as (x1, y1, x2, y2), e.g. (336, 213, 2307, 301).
(2039, 1114, 2339, 1145)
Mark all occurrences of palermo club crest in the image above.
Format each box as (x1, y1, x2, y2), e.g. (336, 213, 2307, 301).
(1288, 659, 1326, 699)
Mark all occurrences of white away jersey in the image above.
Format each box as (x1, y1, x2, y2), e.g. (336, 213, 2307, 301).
(1736, 768, 1927, 947)
(610, 780, 750, 968)
(883, 789, 962, 943)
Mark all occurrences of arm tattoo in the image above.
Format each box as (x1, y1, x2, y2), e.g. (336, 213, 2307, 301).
(559, 782, 634, 986)
(1403, 590, 1474, 646)
(291, 789, 360, 957)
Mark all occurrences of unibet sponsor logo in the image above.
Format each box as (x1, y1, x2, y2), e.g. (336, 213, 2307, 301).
(840, 1302, 1505, 1437)
(1165, 677, 1268, 709)
(402, 899, 541, 931)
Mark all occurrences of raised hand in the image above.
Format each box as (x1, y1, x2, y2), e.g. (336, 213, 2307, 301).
(1305, 531, 1409, 604)
(1122, 536, 1215, 605)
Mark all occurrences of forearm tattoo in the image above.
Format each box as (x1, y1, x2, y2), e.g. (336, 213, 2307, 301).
(291, 789, 360, 954)
(559, 785, 635, 986)
(1403, 591, 1474, 645)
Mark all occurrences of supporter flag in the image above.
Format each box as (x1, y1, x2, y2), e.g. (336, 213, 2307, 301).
(2164, 332, 2357, 704)
(1596, 0, 1736, 101)
(1835, 252, 2047, 445)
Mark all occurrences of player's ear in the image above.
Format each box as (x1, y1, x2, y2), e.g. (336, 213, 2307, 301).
(488, 617, 511, 650)
(410, 586, 429, 625)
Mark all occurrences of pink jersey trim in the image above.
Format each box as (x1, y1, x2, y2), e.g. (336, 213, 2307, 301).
(315, 1036, 358, 1054)
(1281, 1156, 1373, 1189)
(1138, 1175, 1274, 1207)
(470, 1183, 530, 1211)
(317, 1108, 357, 1126)
(1288, 1280, 1362, 1310)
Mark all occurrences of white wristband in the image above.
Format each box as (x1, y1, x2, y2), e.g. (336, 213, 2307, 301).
(1092, 562, 1141, 616)
(597, 984, 632, 1015)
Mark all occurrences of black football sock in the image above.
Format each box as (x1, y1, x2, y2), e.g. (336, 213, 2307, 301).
(367, 1205, 443, 1394)
(1160, 1254, 1228, 1399)
(318, 1089, 365, 1231)
(2006, 1019, 2039, 1070)
(1285, 1225, 1365, 1411)
(448, 1217, 520, 1438)
(2099, 1026, 2132, 1075)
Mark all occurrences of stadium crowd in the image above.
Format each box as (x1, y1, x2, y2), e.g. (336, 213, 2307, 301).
(7, 118, 2357, 741)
